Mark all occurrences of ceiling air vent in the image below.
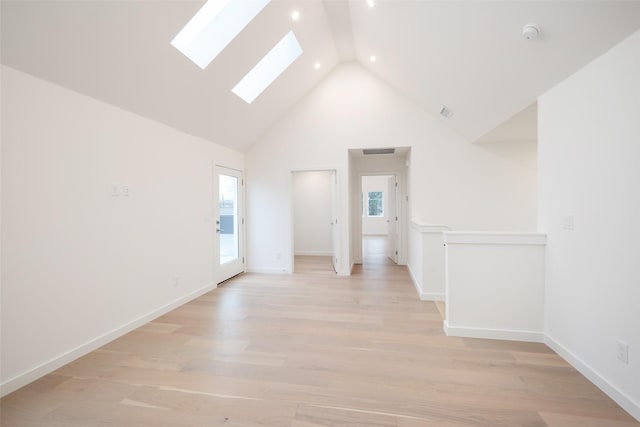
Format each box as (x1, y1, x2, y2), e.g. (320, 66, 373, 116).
(439, 105, 453, 119)
(363, 148, 395, 155)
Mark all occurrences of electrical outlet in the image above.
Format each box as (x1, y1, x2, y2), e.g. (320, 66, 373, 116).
(276, 252, 281, 260)
(616, 340, 629, 364)
(172, 276, 180, 288)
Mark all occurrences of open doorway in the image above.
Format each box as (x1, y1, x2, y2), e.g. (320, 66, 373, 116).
(361, 175, 398, 265)
(349, 147, 410, 269)
(291, 170, 339, 274)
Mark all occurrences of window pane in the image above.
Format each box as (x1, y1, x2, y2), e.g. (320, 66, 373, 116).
(368, 191, 383, 217)
(219, 174, 238, 264)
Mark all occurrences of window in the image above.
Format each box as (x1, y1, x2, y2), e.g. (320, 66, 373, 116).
(171, 0, 271, 70)
(232, 31, 303, 104)
(367, 191, 383, 217)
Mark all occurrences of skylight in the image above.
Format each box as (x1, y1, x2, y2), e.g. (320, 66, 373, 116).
(171, 0, 271, 69)
(232, 31, 303, 104)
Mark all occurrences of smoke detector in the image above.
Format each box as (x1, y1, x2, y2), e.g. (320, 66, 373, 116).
(522, 23, 540, 40)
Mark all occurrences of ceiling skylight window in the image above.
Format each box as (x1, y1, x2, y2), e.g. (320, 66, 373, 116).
(232, 31, 303, 104)
(171, 0, 271, 69)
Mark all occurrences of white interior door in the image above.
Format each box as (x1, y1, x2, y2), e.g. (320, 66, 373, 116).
(214, 166, 244, 283)
(387, 175, 398, 263)
(331, 171, 340, 273)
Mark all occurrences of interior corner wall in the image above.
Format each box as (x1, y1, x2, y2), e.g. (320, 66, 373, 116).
(0, 66, 244, 395)
(538, 29, 640, 419)
(245, 63, 537, 275)
(292, 171, 333, 256)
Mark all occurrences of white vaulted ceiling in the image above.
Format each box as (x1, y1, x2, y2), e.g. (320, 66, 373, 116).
(2, 1, 640, 151)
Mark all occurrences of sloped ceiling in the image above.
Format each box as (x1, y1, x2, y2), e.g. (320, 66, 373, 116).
(2, 1, 640, 151)
(0, 0, 340, 151)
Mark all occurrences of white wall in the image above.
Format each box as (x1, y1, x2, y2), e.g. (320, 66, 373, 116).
(443, 232, 546, 343)
(0, 66, 243, 395)
(538, 29, 640, 419)
(292, 171, 333, 256)
(246, 63, 537, 275)
(408, 222, 448, 301)
(361, 175, 390, 235)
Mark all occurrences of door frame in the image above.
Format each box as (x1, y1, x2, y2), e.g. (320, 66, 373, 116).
(289, 168, 340, 274)
(356, 171, 407, 265)
(386, 174, 399, 263)
(213, 165, 245, 284)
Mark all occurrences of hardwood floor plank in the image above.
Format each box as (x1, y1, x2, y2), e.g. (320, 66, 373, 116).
(1, 238, 638, 426)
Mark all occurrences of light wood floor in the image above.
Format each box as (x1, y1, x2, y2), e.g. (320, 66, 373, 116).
(2, 239, 638, 426)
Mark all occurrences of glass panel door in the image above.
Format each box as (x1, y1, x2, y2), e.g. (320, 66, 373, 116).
(219, 173, 238, 264)
(214, 166, 244, 283)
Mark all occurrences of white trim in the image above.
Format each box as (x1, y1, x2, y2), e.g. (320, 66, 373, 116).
(0, 282, 217, 397)
(443, 320, 544, 343)
(407, 264, 423, 297)
(443, 231, 547, 246)
(545, 335, 640, 421)
(293, 251, 333, 256)
(410, 221, 451, 233)
(407, 264, 444, 301)
(337, 268, 351, 276)
(422, 292, 445, 302)
(246, 267, 288, 274)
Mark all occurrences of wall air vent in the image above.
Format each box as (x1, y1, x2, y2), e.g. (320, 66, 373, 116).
(439, 105, 453, 119)
(362, 148, 395, 155)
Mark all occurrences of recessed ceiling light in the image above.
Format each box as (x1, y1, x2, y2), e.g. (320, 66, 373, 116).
(171, 0, 271, 69)
(232, 31, 303, 104)
(314, 62, 321, 70)
(369, 55, 376, 63)
(291, 10, 300, 21)
(367, 0, 375, 8)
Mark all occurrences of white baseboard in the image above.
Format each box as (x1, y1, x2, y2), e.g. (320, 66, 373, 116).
(443, 320, 544, 343)
(422, 292, 445, 301)
(246, 267, 288, 274)
(407, 264, 423, 299)
(337, 266, 351, 276)
(545, 335, 640, 421)
(407, 264, 442, 301)
(0, 282, 217, 398)
(294, 251, 333, 256)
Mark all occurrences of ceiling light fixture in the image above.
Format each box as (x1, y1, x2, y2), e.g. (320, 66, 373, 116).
(291, 10, 300, 21)
(314, 62, 321, 70)
(522, 23, 540, 40)
(367, 0, 375, 8)
(370, 55, 376, 63)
